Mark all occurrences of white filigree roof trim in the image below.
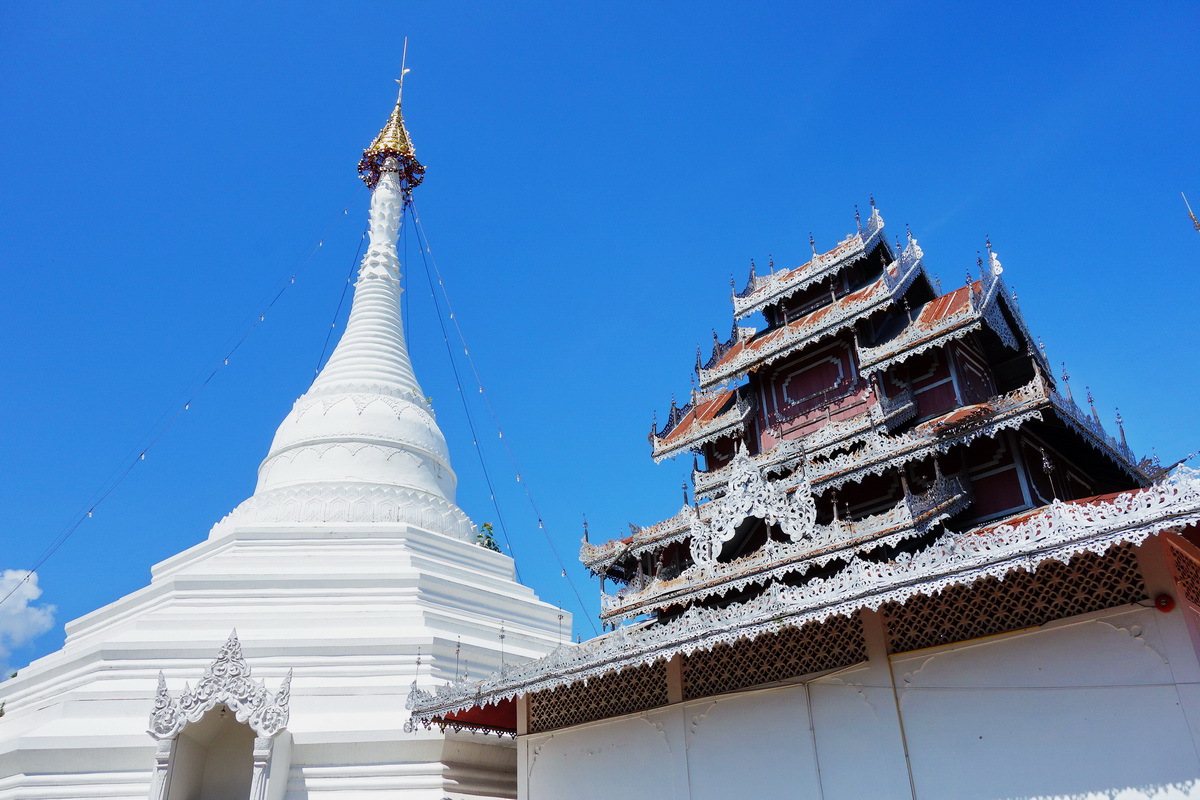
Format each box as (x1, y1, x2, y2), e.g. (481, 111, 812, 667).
(702, 244, 924, 390)
(410, 467, 1200, 724)
(733, 208, 886, 320)
(650, 392, 753, 463)
(602, 469, 972, 623)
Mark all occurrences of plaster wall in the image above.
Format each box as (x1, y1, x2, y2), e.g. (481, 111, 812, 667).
(521, 602, 1200, 800)
(0, 524, 564, 800)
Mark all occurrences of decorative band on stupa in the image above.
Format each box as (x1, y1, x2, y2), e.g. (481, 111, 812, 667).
(357, 71, 426, 192)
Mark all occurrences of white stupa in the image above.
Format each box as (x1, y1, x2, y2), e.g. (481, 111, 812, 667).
(0, 80, 566, 800)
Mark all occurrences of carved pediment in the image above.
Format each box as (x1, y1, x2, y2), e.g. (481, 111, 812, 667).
(689, 444, 818, 564)
(149, 630, 292, 740)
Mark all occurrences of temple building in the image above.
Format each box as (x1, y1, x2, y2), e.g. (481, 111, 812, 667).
(409, 206, 1200, 798)
(0, 85, 566, 798)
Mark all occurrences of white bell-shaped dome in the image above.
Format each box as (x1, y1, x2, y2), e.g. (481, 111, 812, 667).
(255, 385, 456, 501)
(211, 158, 469, 539)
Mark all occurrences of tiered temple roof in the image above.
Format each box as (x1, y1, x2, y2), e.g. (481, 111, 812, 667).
(407, 205, 1195, 737)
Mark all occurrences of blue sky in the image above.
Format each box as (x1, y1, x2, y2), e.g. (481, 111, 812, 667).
(1, 1, 1197, 670)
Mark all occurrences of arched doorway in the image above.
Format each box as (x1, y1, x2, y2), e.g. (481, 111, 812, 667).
(164, 705, 256, 800)
(148, 631, 293, 800)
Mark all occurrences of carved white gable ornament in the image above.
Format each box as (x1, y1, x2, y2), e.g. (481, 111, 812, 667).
(689, 443, 818, 565)
(149, 630, 292, 740)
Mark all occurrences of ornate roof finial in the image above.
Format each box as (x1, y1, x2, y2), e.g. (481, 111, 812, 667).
(582, 514, 589, 543)
(869, 194, 876, 208)
(810, 233, 817, 257)
(357, 40, 426, 193)
(1116, 407, 1128, 448)
(1059, 361, 1074, 403)
(854, 204, 862, 230)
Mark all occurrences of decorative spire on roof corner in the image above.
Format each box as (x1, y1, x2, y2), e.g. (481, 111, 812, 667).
(1061, 362, 1074, 403)
(358, 40, 426, 193)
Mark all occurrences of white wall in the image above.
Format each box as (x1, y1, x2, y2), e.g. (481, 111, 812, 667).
(897, 605, 1200, 800)
(522, 604, 1200, 800)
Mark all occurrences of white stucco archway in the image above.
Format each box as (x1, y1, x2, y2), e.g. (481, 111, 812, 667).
(147, 631, 293, 800)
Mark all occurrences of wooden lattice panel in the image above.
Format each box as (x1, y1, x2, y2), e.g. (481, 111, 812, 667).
(681, 614, 866, 701)
(883, 545, 1147, 654)
(1171, 545, 1200, 607)
(527, 660, 669, 734)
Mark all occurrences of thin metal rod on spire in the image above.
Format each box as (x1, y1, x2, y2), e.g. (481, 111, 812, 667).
(1184, 192, 1200, 233)
(397, 37, 410, 102)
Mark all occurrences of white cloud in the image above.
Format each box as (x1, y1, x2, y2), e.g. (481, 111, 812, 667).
(0, 570, 56, 676)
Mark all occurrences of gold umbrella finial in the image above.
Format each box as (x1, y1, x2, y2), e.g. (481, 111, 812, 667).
(358, 38, 425, 192)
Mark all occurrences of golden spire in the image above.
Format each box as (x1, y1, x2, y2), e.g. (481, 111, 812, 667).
(366, 73, 415, 158)
(358, 40, 425, 192)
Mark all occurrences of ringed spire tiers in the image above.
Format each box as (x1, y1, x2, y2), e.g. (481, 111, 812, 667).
(215, 78, 468, 538)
